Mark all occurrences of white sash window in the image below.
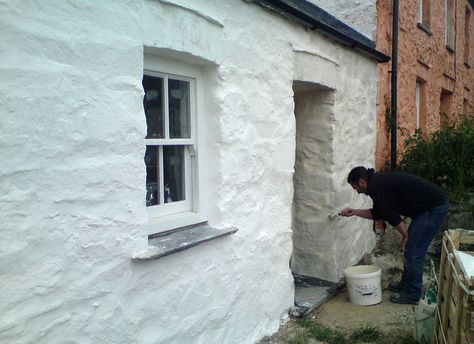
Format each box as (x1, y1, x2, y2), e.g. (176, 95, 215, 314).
(143, 55, 207, 233)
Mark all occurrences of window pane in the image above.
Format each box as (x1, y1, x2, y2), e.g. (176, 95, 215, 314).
(163, 146, 185, 203)
(145, 146, 160, 206)
(168, 79, 191, 138)
(143, 75, 164, 139)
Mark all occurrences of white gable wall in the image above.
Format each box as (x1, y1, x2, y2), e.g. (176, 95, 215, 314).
(309, 0, 377, 40)
(0, 0, 377, 343)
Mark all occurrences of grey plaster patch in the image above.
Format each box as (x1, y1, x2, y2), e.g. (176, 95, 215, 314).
(132, 223, 238, 260)
(292, 274, 343, 316)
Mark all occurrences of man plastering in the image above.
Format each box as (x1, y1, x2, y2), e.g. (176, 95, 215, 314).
(340, 166, 449, 304)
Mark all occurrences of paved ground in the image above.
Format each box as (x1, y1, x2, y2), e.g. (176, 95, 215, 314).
(258, 287, 417, 344)
(312, 287, 415, 333)
(258, 230, 433, 344)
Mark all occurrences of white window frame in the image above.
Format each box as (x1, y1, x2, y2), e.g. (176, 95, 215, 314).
(445, 0, 455, 48)
(465, 6, 471, 64)
(144, 72, 194, 217)
(416, 81, 421, 129)
(418, 0, 424, 24)
(445, 0, 449, 45)
(144, 54, 208, 233)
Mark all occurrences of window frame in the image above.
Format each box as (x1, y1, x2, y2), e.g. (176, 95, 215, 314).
(464, 6, 471, 65)
(143, 54, 208, 233)
(445, 0, 456, 50)
(415, 78, 427, 132)
(144, 71, 195, 217)
(418, 0, 423, 23)
(416, 82, 421, 129)
(417, 0, 431, 30)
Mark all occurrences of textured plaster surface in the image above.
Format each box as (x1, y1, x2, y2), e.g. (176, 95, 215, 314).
(309, 0, 377, 40)
(375, 0, 474, 169)
(0, 0, 377, 343)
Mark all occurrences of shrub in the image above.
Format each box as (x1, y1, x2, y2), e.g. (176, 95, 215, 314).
(399, 118, 474, 204)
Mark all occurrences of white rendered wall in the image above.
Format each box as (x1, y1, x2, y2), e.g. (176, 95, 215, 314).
(0, 0, 377, 343)
(310, 0, 377, 40)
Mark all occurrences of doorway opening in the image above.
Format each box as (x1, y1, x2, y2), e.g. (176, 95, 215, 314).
(291, 81, 340, 315)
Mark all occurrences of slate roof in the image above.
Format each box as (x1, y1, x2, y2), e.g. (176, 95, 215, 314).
(249, 0, 390, 63)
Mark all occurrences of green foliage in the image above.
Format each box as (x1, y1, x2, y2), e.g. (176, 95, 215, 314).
(396, 334, 419, 344)
(288, 331, 309, 344)
(330, 329, 349, 344)
(350, 324, 382, 342)
(293, 318, 417, 344)
(375, 332, 419, 344)
(296, 317, 312, 328)
(399, 118, 474, 204)
(307, 322, 333, 342)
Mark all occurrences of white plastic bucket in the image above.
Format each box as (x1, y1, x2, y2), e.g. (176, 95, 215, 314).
(344, 265, 382, 306)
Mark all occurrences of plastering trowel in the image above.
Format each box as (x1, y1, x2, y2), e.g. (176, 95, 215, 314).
(328, 206, 349, 220)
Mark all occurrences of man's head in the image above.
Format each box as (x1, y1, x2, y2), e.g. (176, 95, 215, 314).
(347, 166, 374, 194)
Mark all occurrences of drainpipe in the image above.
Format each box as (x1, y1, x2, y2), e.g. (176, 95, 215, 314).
(390, 0, 399, 171)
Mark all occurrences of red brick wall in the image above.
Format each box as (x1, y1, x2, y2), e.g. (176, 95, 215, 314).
(375, 0, 474, 170)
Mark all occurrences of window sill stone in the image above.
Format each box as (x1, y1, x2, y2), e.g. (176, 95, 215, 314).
(417, 23, 432, 36)
(132, 222, 238, 261)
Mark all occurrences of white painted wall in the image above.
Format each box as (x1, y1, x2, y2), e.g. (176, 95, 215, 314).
(0, 0, 377, 343)
(310, 0, 377, 40)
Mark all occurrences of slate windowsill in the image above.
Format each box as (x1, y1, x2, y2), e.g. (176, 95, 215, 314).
(417, 23, 432, 36)
(132, 222, 238, 261)
(446, 45, 455, 54)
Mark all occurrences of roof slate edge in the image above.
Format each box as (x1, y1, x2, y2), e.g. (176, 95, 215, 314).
(250, 0, 390, 63)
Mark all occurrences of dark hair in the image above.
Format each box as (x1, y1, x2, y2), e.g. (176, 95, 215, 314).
(347, 166, 375, 184)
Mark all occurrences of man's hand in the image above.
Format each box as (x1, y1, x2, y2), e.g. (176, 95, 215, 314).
(394, 222, 409, 252)
(340, 208, 355, 217)
(400, 235, 408, 251)
(339, 208, 374, 220)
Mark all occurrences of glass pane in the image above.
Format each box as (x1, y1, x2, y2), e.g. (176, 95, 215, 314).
(143, 75, 164, 139)
(163, 146, 185, 203)
(168, 79, 191, 138)
(145, 146, 160, 206)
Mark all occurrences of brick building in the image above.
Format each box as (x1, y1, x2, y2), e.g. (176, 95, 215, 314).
(376, 0, 474, 169)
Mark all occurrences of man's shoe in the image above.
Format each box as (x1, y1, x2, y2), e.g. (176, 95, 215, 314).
(388, 281, 404, 293)
(390, 292, 419, 305)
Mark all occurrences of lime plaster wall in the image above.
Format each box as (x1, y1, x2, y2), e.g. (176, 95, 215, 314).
(0, 0, 378, 342)
(309, 0, 377, 40)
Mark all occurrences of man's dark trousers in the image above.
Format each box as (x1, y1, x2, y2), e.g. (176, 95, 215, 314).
(401, 203, 449, 299)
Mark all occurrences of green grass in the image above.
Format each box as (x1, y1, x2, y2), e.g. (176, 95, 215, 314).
(294, 317, 418, 344)
(330, 329, 349, 344)
(288, 331, 308, 344)
(350, 324, 382, 342)
(296, 317, 312, 328)
(307, 322, 333, 341)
